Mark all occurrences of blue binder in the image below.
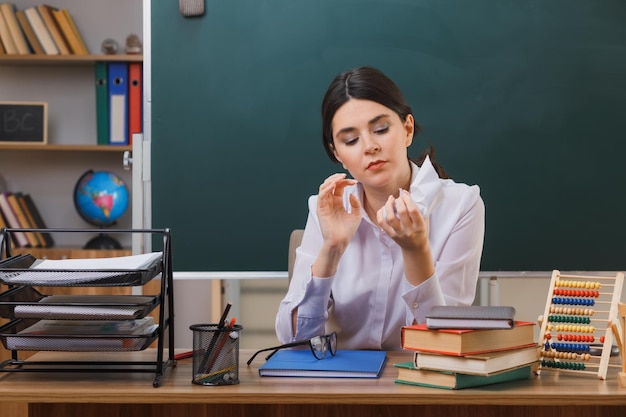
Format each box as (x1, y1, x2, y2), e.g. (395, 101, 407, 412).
(107, 62, 128, 145)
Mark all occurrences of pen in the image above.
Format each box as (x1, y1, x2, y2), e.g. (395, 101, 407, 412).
(204, 318, 237, 373)
(193, 364, 237, 384)
(218, 302, 232, 328)
(174, 350, 193, 360)
(197, 302, 232, 373)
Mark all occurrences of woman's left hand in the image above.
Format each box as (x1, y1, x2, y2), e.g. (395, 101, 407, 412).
(377, 189, 435, 285)
(376, 190, 429, 251)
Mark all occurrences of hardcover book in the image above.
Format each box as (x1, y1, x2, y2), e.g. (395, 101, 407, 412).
(24, 6, 58, 55)
(425, 305, 516, 329)
(15, 193, 45, 247)
(394, 361, 532, 390)
(258, 349, 387, 378)
(0, 3, 29, 54)
(15, 9, 44, 54)
(0, 192, 29, 247)
(0, 4, 16, 54)
(6, 192, 39, 247)
(36, 4, 69, 55)
(61, 8, 88, 54)
(21, 193, 54, 247)
(401, 321, 536, 356)
(51, 8, 87, 55)
(413, 345, 540, 376)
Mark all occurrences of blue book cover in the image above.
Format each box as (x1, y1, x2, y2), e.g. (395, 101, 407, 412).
(258, 349, 387, 378)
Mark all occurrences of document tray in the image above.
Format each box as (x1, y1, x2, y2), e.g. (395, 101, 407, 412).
(0, 318, 159, 352)
(0, 262, 162, 287)
(0, 228, 175, 387)
(0, 286, 159, 320)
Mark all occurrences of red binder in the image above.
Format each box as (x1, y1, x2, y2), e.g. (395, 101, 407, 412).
(128, 63, 143, 145)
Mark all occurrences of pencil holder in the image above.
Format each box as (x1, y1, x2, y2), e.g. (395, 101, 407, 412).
(190, 323, 242, 385)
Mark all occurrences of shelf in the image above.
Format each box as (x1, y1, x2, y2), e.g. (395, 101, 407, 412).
(0, 0, 141, 253)
(0, 144, 131, 152)
(0, 55, 143, 66)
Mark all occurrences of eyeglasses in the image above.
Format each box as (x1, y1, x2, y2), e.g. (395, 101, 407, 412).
(246, 332, 337, 365)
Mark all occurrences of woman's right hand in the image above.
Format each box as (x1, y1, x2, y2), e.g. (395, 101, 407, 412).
(315, 173, 360, 251)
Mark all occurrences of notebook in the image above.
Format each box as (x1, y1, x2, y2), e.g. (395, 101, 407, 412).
(258, 349, 387, 378)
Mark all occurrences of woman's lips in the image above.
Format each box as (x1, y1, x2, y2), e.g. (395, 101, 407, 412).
(367, 160, 385, 170)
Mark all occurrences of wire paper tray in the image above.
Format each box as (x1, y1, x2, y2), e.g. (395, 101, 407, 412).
(0, 318, 159, 352)
(0, 228, 175, 387)
(0, 286, 159, 320)
(0, 256, 163, 287)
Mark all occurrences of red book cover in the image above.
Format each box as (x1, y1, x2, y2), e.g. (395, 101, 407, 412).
(401, 321, 536, 356)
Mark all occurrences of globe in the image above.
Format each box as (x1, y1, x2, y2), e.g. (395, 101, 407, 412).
(73, 170, 129, 249)
(74, 170, 129, 226)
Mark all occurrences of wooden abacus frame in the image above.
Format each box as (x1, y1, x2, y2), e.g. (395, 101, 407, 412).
(617, 303, 626, 388)
(537, 270, 624, 380)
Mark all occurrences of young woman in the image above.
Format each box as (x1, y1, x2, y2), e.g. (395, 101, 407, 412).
(275, 67, 485, 350)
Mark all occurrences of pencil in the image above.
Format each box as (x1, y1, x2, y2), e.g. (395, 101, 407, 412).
(218, 303, 232, 328)
(197, 303, 232, 373)
(204, 318, 237, 372)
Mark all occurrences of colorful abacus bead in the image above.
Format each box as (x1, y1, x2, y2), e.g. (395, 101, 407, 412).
(542, 360, 586, 370)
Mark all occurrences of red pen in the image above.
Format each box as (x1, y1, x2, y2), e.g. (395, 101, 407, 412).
(174, 350, 193, 360)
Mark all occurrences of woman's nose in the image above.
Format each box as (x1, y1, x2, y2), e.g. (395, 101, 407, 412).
(363, 135, 380, 153)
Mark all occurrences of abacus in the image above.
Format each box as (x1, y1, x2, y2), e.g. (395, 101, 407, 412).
(617, 303, 626, 388)
(537, 270, 624, 380)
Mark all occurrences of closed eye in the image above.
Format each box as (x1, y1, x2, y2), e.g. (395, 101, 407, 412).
(372, 120, 390, 135)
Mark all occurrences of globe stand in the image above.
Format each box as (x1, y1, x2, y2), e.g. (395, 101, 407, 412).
(84, 233, 123, 250)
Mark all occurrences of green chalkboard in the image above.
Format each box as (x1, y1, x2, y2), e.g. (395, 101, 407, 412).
(151, 0, 626, 272)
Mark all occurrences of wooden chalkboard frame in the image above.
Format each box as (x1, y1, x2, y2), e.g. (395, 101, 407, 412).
(0, 101, 48, 145)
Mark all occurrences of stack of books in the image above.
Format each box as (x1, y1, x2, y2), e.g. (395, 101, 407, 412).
(0, 3, 88, 56)
(0, 191, 53, 248)
(395, 306, 539, 389)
